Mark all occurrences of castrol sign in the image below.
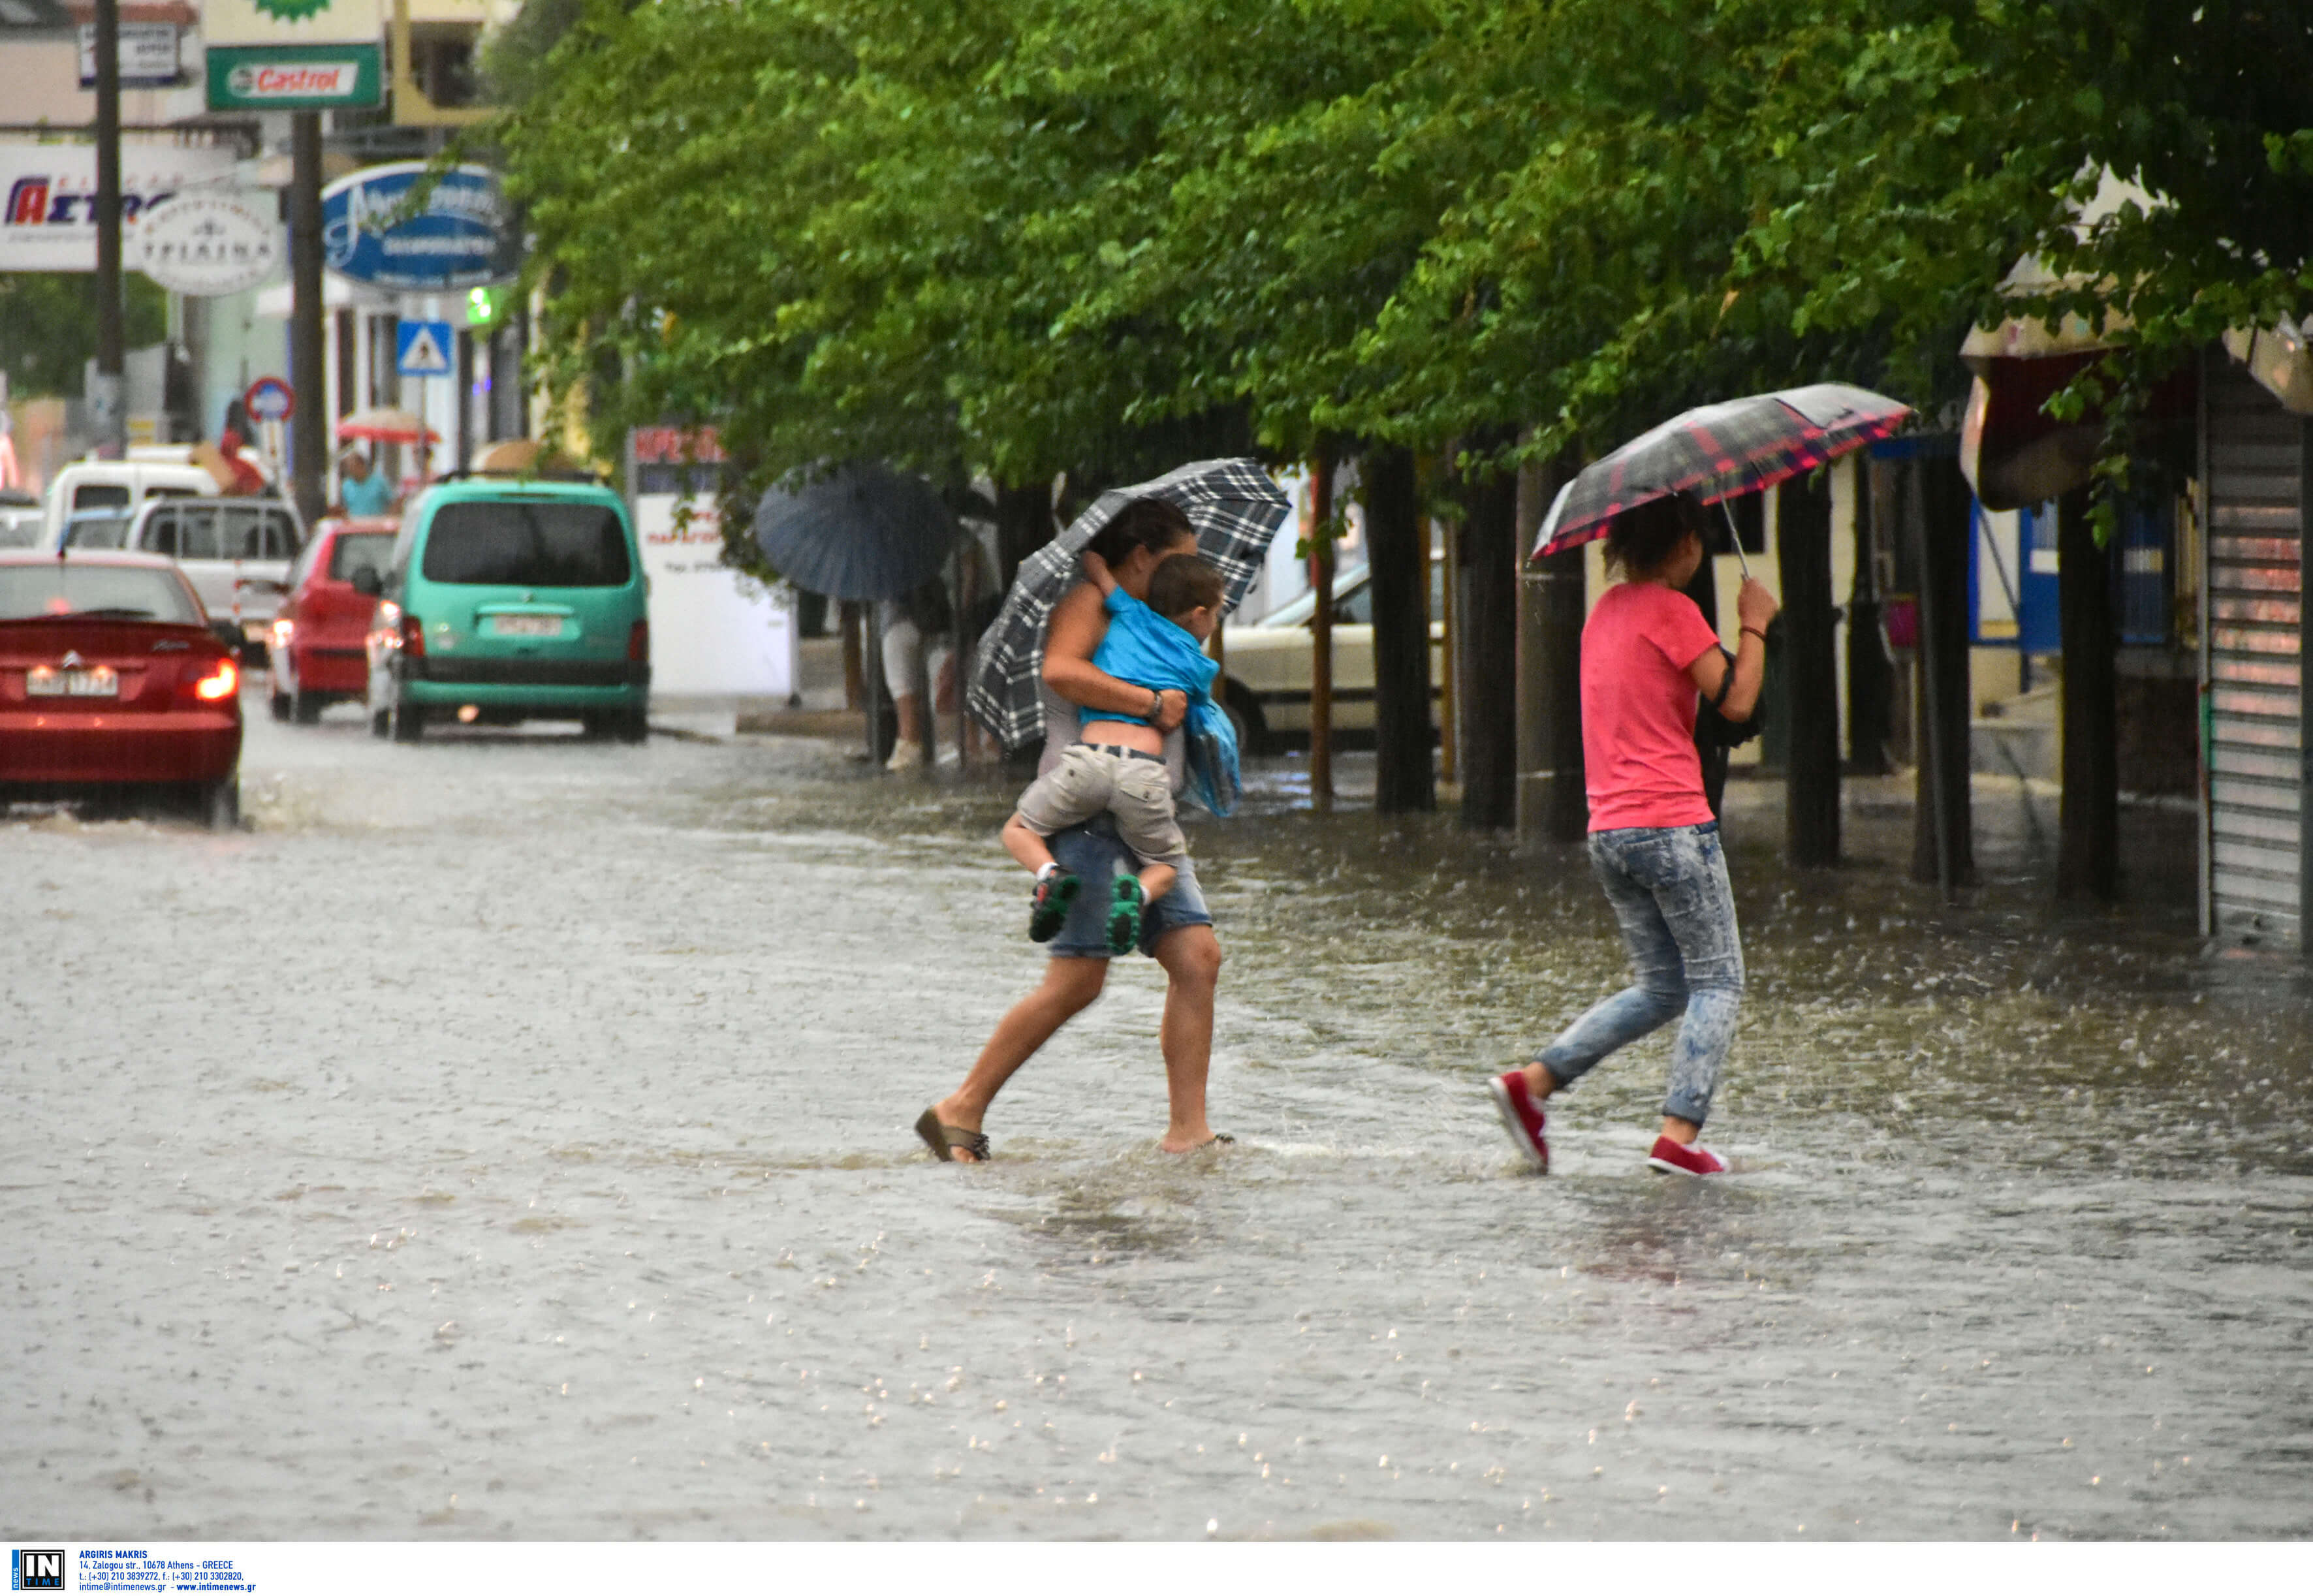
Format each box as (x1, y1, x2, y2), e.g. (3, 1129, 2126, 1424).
(228, 61, 360, 100)
(203, 0, 383, 110)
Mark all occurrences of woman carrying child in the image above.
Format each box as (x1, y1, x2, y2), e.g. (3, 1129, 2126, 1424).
(915, 500, 1229, 1164)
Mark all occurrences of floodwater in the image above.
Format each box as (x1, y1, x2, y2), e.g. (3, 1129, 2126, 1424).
(3, 701, 2309, 1541)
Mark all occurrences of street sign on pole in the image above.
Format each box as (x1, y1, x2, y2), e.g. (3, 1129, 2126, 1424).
(203, 0, 383, 112)
(396, 320, 454, 378)
(244, 375, 294, 424)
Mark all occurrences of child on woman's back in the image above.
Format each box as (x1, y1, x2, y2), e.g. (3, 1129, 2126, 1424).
(1000, 550, 1225, 954)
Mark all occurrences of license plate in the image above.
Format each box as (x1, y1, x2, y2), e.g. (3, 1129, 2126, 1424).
(491, 615, 562, 637)
(27, 665, 119, 696)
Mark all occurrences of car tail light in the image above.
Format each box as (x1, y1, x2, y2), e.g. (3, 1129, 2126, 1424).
(400, 613, 425, 657)
(627, 619, 650, 664)
(191, 657, 238, 701)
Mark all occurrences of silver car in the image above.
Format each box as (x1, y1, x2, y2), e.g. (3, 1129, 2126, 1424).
(59, 496, 305, 655)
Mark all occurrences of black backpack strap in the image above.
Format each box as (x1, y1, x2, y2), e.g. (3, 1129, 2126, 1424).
(1709, 646, 1737, 710)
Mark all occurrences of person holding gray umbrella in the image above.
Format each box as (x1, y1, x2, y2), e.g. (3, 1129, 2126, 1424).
(752, 461, 963, 766)
(918, 463, 1289, 1164)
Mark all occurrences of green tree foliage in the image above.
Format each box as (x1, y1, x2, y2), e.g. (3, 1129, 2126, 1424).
(0, 273, 167, 400)
(495, 0, 2312, 522)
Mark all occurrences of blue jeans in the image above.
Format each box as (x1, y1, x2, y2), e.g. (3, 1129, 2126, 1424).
(1045, 813, 1213, 959)
(1537, 822, 1745, 1127)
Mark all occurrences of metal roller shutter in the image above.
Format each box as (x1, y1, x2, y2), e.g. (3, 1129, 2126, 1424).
(2203, 357, 2306, 948)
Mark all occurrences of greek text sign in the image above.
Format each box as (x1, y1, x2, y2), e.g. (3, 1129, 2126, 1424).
(134, 193, 283, 296)
(321, 163, 518, 292)
(0, 140, 238, 273)
(78, 23, 184, 89)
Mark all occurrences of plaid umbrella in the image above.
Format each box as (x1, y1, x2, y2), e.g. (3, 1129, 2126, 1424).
(968, 458, 1291, 751)
(1532, 384, 1911, 560)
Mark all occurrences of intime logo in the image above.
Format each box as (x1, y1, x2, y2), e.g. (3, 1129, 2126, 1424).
(10, 1548, 64, 1590)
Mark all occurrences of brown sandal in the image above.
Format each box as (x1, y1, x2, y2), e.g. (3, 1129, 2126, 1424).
(915, 1108, 990, 1164)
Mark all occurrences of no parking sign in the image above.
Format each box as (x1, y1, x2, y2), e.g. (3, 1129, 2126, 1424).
(244, 375, 293, 423)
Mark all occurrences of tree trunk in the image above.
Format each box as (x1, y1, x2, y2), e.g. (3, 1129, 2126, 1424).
(1778, 475, 1841, 866)
(1308, 452, 1336, 811)
(1681, 559, 1729, 822)
(1910, 453, 1977, 889)
(1458, 442, 1520, 830)
(992, 481, 1050, 591)
(1364, 444, 1434, 813)
(1846, 457, 1895, 774)
(1516, 453, 1586, 843)
(2056, 486, 2119, 900)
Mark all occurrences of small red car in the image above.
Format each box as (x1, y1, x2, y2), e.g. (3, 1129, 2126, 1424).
(0, 549, 244, 827)
(269, 516, 398, 723)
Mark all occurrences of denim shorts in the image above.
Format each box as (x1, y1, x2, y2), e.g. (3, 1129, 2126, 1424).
(1045, 812, 1212, 958)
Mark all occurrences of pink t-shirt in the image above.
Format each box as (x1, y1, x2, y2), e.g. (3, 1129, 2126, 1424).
(1581, 580, 1723, 832)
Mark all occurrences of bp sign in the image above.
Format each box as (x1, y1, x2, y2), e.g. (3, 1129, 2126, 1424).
(321, 163, 519, 293)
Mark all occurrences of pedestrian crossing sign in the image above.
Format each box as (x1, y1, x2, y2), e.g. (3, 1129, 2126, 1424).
(396, 319, 454, 377)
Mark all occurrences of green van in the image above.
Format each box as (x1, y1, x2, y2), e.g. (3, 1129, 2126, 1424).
(360, 478, 650, 742)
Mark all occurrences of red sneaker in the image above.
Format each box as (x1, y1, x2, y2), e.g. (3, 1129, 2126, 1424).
(1488, 1070, 1550, 1173)
(1646, 1135, 1728, 1176)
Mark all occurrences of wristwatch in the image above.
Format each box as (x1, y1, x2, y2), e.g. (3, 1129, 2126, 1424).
(1147, 688, 1165, 720)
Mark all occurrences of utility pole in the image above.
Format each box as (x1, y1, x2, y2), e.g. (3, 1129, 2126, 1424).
(91, 0, 126, 458)
(289, 112, 328, 525)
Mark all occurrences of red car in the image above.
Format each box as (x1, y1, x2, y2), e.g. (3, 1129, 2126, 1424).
(269, 516, 398, 723)
(0, 550, 243, 827)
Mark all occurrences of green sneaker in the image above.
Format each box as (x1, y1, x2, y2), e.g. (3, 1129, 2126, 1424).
(1028, 869, 1080, 943)
(1104, 874, 1147, 956)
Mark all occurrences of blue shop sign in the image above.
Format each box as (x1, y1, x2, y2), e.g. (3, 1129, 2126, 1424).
(321, 162, 518, 292)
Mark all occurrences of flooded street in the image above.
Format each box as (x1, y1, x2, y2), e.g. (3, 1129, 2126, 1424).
(5, 699, 2310, 1541)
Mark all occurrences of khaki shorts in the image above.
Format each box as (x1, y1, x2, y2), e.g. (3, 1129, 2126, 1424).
(1015, 743, 1187, 870)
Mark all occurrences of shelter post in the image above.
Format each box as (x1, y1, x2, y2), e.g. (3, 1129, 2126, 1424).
(1910, 449, 1977, 893)
(1846, 456, 1895, 774)
(1778, 473, 1841, 866)
(2056, 485, 2120, 900)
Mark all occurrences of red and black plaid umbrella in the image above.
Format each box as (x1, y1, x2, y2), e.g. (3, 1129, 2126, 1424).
(1532, 384, 1911, 561)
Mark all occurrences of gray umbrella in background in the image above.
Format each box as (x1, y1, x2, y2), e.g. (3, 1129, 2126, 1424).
(751, 460, 960, 601)
(753, 461, 962, 770)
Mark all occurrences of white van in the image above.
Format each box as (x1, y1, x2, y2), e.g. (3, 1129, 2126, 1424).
(42, 456, 220, 546)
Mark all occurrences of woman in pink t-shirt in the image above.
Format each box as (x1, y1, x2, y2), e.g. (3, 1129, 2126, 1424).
(1490, 493, 1778, 1177)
